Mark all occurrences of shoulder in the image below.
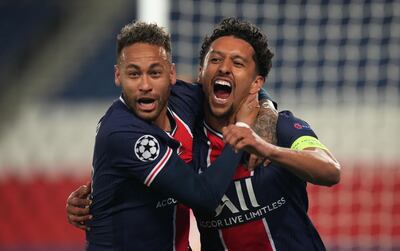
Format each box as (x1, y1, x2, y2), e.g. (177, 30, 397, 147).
(172, 79, 203, 95)
(276, 110, 317, 148)
(277, 110, 312, 130)
(97, 99, 152, 137)
(169, 79, 204, 125)
(170, 79, 203, 104)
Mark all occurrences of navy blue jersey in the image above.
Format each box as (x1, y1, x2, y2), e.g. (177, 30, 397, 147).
(86, 80, 243, 251)
(194, 111, 327, 251)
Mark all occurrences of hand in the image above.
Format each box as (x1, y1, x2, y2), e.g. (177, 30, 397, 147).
(66, 182, 92, 230)
(246, 154, 271, 171)
(234, 91, 260, 126)
(222, 124, 275, 157)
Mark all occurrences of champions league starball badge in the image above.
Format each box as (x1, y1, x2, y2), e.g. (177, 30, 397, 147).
(134, 135, 160, 162)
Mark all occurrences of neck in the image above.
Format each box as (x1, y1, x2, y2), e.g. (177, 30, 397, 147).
(153, 106, 171, 132)
(204, 111, 234, 132)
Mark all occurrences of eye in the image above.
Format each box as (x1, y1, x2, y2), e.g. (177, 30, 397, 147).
(150, 70, 162, 78)
(233, 61, 244, 67)
(128, 71, 140, 78)
(210, 57, 222, 63)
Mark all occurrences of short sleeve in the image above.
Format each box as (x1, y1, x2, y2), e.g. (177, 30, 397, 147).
(276, 111, 326, 150)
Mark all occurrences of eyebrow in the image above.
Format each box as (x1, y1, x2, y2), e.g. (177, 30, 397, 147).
(125, 64, 140, 70)
(209, 50, 248, 62)
(125, 62, 165, 70)
(148, 63, 165, 69)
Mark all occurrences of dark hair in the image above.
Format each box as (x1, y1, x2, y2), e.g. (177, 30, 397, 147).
(116, 21, 172, 62)
(199, 17, 274, 78)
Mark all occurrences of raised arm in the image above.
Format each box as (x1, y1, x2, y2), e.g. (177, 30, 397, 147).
(236, 92, 278, 169)
(222, 116, 341, 186)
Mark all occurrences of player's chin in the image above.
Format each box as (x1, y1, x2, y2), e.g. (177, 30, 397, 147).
(210, 104, 233, 118)
(135, 109, 160, 122)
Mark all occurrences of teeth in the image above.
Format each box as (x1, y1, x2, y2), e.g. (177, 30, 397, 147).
(214, 97, 228, 104)
(215, 80, 231, 87)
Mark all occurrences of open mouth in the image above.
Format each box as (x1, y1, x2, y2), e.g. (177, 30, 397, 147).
(137, 97, 156, 111)
(213, 80, 232, 101)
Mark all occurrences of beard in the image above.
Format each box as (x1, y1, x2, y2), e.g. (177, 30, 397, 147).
(205, 101, 235, 122)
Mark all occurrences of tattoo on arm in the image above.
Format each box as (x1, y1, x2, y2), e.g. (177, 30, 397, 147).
(252, 99, 278, 145)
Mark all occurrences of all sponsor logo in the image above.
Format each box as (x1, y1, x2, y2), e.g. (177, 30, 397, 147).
(198, 178, 286, 228)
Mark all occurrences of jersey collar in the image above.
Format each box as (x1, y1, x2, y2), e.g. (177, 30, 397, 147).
(203, 121, 223, 139)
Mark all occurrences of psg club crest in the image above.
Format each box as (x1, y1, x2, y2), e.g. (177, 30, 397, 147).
(134, 135, 160, 162)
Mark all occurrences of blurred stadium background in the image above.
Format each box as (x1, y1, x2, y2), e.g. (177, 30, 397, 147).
(0, 0, 399, 250)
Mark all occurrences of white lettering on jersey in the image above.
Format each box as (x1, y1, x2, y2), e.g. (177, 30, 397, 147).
(215, 195, 239, 217)
(156, 197, 178, 208)
(215, 178, 261, 216)
(199, 197, 286, 229)
(246, 178, 260, 207)
(235, 181, 249, 211)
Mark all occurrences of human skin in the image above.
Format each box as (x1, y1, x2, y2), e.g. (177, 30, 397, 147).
(115, 43, 176, 130)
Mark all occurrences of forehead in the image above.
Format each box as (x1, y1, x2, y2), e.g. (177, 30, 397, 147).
(120, 43, 169, 65)
(208, 36, 255, 59)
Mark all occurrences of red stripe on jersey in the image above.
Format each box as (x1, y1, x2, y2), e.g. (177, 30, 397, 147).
(171, 111, 193, 164)
(233, 164, 252, 180)
(205, 124, 251, 179)
(205, 123, 276, 250)
(219, 219, 275, 251)
(174, 204, 190, 251)
(144, 147, 173, 186)
(204, 125, 225, 166)
(170, 111, 193, 251)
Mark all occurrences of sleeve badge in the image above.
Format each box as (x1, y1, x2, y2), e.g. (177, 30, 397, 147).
(134, 135, 160, 162)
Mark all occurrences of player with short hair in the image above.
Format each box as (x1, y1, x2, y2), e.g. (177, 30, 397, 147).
(85, 20, 261, 251)
(68, 18, 341, 250)
(193, 17, 341, 250)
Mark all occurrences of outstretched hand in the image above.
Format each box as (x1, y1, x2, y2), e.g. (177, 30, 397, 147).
(66, 181, 92, 230)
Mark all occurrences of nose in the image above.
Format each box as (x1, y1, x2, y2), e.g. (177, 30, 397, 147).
(218, 59, 232, 75)
(139, 75, 152, 92)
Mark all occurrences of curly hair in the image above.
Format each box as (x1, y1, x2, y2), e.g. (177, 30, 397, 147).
(116, 21, 172, 62)
(199, 17, 274, 78)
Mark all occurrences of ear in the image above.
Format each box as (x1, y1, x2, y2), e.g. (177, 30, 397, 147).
(197, 66, 203, 83)
(250, 75, 264, 93)
(114, 64, 121, 87)
(169, 63, 177, 86)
